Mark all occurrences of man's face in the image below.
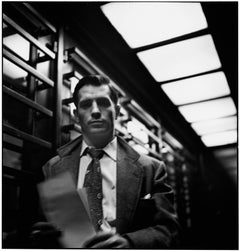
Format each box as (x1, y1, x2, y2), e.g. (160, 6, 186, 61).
(74, 84, 120, 144)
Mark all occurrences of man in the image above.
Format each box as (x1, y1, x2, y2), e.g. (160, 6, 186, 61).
(33, 74, 180, 248)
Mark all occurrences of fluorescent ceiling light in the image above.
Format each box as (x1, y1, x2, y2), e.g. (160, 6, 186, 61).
(101, 2, 208, 48)
(191, 116, 237, 135)
(161, 71, 230, 105)
(137, 34, 221, 82)
(201, 130, 237, 147)
(178, 97, 236, 123)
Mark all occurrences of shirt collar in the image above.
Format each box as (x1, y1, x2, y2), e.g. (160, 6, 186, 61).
(80, 140, 89, 157)
(80, 137, 117, 161)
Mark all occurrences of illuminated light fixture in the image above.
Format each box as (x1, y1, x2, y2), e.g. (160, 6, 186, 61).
(191, 116, 237, 135)
(178, 97, 236, 123)
(201, 130, 237, 147)
(137, 34, 221, 82)
(3, 33, 30, 61)
(101, 2, 207, 48)
(161, 71, 230, 105)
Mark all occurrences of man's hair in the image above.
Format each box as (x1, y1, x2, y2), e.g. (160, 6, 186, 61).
(73, 74, 119, 107)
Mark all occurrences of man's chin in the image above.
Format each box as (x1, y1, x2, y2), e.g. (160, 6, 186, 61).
(88, 128, 108, 135)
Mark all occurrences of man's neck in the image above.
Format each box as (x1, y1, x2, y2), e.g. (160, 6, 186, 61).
(83, 134, 115, 149)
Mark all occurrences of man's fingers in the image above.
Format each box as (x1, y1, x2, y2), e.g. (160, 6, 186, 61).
(83, 231, 114, 248)
(31, 229, 62, 238)
(84, 233, 130, 248)
(31, 222, 62, 238)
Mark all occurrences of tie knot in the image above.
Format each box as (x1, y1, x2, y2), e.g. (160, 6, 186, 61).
(86, 147, 104, 160)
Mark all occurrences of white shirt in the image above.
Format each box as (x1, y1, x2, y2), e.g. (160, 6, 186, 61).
(77, 138, 117, 232)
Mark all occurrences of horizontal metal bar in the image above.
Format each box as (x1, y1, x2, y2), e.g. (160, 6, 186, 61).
(3, 141, 23, 153)
(63, 71, 83, 80)
(143, 127, 162, 145)
(161, 140, 185, 162)
(3, 124, 52, 149)
(3, 166, 36, 183)
(67, 47, 97, 74)
(3, 85, 53, 117)
(3, 26, 16, 37)
(61, 124, 81, 133)
(115, 125, 128, 136)
(3, 47, 54, 88)
(3, 13, 55, 59)
(126, 103, 159, 129)
(4, 43, 28, 63)
(62, 97, 73, 105)
(131, 135, 162, 160)
(8, 2, 55, 36)
(66, 47, 125, 97)
(3, 74, 27, 93)
(23, 3, 57, 33)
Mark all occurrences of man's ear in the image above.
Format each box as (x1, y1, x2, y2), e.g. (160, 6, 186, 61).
(115, 105, 121, 119)
(73, 109, 79, 123)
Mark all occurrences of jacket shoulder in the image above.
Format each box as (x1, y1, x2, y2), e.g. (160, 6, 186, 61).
(138, 153, 165, 168)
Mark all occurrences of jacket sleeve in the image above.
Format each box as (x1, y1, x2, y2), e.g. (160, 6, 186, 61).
(123, 159, 181, 248)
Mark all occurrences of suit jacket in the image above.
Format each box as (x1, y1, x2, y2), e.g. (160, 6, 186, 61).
(42, 135, 180, 248)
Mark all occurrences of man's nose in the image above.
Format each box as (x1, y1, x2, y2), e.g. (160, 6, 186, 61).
(91, 101, 101, 118)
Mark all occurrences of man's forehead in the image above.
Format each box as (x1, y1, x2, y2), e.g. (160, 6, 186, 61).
(78, 84, 111, 99)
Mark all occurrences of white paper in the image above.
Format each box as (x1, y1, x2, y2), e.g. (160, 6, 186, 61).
(38, 171, 95, 248)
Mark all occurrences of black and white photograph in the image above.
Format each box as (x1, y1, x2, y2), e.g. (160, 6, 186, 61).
(2, 1, 238, 249)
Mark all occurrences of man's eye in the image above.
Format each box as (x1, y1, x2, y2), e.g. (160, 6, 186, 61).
(97, 98, 111, 107)
(79, 100, 92, 109)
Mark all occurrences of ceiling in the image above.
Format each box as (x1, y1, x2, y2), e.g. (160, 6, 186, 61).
(33, 2, 238, 158)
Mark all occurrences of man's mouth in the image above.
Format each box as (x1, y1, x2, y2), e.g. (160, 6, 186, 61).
(89, 120, 104, 125)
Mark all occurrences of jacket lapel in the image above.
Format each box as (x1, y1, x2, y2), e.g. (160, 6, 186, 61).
(57, 136, 83, 186)
(116, 137, 143, 234)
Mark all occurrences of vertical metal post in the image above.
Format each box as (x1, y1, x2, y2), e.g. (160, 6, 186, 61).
(53, 26, 64, 151)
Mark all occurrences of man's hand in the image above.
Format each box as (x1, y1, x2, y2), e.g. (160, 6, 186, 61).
(30, 222, 62, 248)
(83, 231, 130, 248)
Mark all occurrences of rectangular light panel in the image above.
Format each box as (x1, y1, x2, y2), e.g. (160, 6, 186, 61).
(191, 116, 237, 135)
(161, 71, 230, 105)
(101, 2, 207, 48)
(178, 97, 236, 123)
(137, 34, 221, 82)
(201, 130, 237, 147)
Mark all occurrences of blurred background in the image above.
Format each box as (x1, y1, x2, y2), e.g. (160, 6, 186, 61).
(2, 2, 238, 249)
